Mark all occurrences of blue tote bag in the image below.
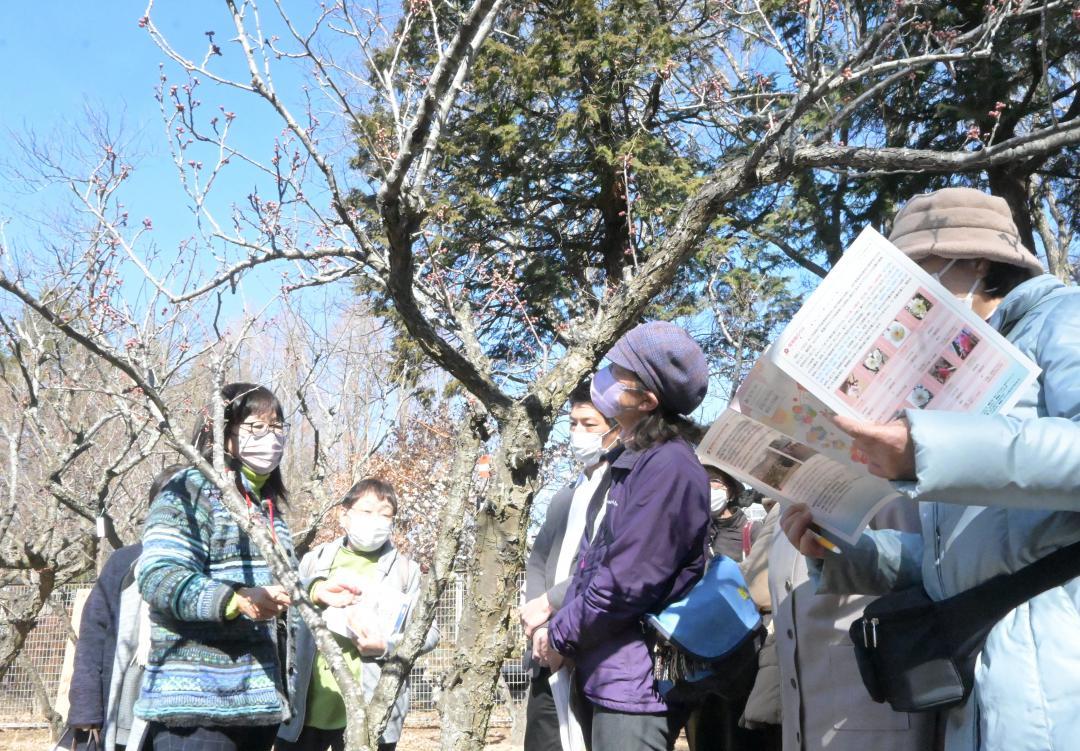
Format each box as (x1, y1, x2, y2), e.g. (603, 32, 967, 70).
(646, 554, 765, 702)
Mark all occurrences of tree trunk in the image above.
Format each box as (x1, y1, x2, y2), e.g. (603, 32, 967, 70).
(439, 410, 544, 750)
(988, 166, 1039, 256)
(0, 569, 55, 683)
(1030, 178, 1072, 282)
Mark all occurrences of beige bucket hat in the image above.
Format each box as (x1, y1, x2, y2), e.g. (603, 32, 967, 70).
(888, 187, 1043, 275)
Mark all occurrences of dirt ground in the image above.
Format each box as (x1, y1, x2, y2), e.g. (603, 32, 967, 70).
(0, 725, 690, 750)
(0, 726, 519, 751)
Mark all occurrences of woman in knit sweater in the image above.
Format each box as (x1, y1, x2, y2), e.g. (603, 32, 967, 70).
(136, 382, 298, 751)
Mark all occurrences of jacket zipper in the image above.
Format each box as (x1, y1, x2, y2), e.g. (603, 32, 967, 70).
(932, 503, 947, 597)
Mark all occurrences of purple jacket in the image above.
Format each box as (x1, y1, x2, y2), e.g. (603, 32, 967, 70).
(547, 438, 710, 713)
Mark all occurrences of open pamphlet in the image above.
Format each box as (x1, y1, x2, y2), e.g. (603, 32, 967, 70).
(322, 582, 412, 643)
(699, 227, 1041, 544)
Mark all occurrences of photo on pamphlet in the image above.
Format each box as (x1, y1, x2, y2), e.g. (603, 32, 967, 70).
(839, 373, 862, 398)
(951, 328, 980, 360)
(748, 450, 803, 490)
(907, 383, 934, 409)
(863, 347, 888, 374)
(768, 436, 820, 463)
(905, 292, 933, 320)
(929, 357, 958, 385)
(884, 320, 909, 347)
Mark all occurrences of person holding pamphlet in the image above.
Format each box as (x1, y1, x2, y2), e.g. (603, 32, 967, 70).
(278, 478, 439, 751)
(699, 190, 1046, 552)
(780, 188, 1080, 751)
(546, 321, 712, 751)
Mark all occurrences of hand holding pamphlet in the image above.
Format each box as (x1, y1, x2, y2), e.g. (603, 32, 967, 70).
(699, 228, 1040, 544)
(322, 581, 412, 646)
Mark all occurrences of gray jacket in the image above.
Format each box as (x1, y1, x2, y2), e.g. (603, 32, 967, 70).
(771, 500, 937, 751)
(523, 470, 611, 675)
(103, 566, 149, 751)
(278, 538, 439, 744)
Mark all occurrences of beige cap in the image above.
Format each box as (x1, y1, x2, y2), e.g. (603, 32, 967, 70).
(888, 187, 1043, 275)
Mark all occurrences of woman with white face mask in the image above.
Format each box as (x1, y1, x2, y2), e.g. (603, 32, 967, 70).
(782, 187, 1080, 751)
(137, 383, 297, 751)
(521, 384, 620, 751)
(680, 464, 778, 751)
(278, 479, 439, 751)
(702, 465, 755, 561)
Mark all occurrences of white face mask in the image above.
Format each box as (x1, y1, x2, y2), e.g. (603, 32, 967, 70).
(710, 488, 730, 515)
(930, 259, 983, 309)
(347, 514, 393, 552)
(570, 427, 613, 467)
(237, 431, 285, 475)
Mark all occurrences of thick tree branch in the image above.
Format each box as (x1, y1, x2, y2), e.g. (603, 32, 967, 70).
(379, 0, 508, 202)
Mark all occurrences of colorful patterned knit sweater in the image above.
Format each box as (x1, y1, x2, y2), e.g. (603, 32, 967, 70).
(135, 467, 296, 727)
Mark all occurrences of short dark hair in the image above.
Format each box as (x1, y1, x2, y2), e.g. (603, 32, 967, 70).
(983, 260, 1035, 298)
(342, 478, 398, 515)
(704, 465, 740, 496)
(149, 463, 187, 502)
(569, 380, 593, 407)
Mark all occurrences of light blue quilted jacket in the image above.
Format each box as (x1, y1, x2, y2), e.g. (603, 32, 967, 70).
(815, 274, 1080, 751)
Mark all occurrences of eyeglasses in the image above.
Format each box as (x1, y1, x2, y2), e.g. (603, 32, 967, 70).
(238, 420, 290, 438)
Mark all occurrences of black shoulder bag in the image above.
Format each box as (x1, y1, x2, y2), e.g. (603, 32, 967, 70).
(849, 537, 1080, 713)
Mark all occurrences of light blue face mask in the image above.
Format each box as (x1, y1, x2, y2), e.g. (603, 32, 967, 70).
(589, 366, 643, 419)
(930, 259, 982, 309)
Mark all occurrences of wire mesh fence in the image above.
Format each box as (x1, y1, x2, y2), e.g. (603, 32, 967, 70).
(0, 586, 79, 725)
(0, 574, 528, 728)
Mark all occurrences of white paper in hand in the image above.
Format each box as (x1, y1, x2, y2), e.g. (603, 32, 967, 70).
(321, 583, 412, 644)
(355, 582, 412, 637)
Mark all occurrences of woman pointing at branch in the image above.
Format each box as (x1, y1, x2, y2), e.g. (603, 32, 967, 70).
(545, 322, 712, 751)
(136, 383, 298, 751)
(781, 188, 1080, 751)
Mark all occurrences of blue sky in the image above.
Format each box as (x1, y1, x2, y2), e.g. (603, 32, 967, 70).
(0, 4, 745, 482)
(0, 1, 346, 316)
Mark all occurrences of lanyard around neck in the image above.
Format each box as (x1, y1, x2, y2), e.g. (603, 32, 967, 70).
(243, 490, 278, 543)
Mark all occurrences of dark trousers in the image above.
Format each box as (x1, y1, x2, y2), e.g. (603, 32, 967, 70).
(684, 693, 781, 751)
(147, 723, 278, 751)
(524, 669, 562, 751)
(589, 705, 685, 751)
(274, 726, 396, 751)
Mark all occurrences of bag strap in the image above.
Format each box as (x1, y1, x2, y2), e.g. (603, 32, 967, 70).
(948, 537, 1080, 623)
(583, 470, 613, 543)
(68, 728, 100, 751)
(741, 521, 753, 560)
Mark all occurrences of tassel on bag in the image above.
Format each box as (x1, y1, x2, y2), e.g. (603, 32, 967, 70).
(652, 639, 712, 684)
